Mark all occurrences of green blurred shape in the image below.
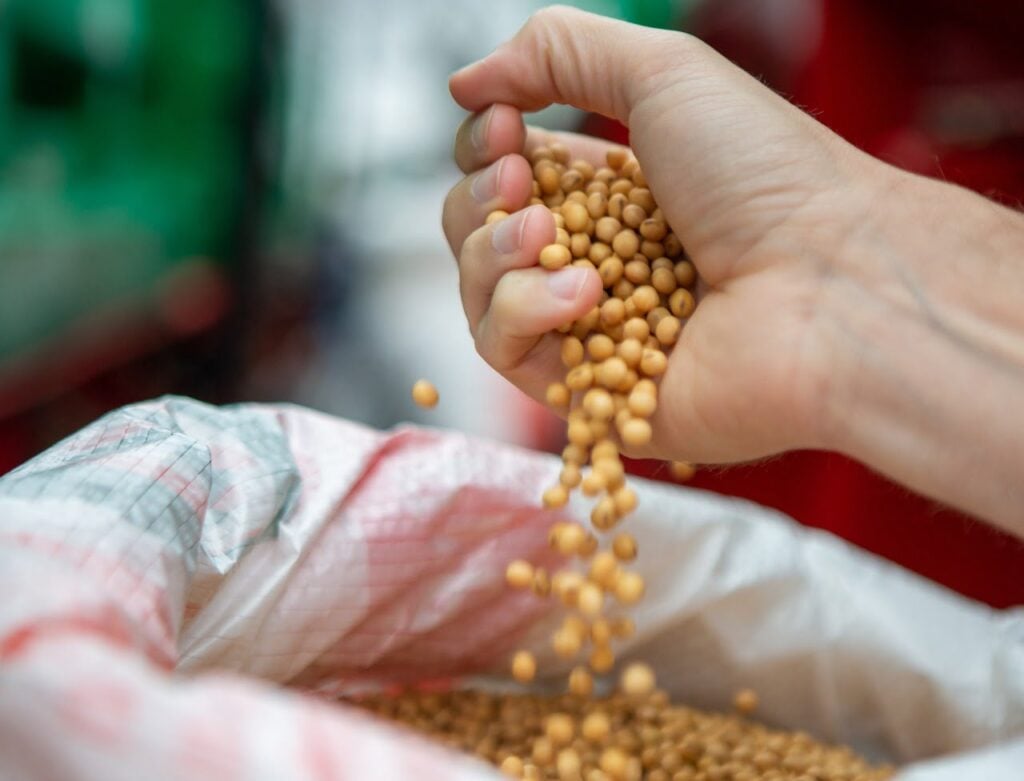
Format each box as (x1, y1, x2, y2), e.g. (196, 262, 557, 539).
(0, 0, 258, 361)
(620, 0, 679, 28)
(568, 0, 689, 28)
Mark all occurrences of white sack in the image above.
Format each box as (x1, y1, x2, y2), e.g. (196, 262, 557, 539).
(1, 396, 1021, 779)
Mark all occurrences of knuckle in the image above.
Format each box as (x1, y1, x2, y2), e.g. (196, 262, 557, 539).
(525, 8, 575, 65)
(471, 314, 503, 371)
(460, 223, 491, 268)
(475, 328, 513, 375)
(488, 274, 525, 325)
(457, 225, 494, 314)
(458, 274, 476, 329)
(523, 7, 579, 84)
(522, 6, 614, 118)
(527, 5, 578, 33)
(472, 324, 494, 365)
(441, 183, 473, 249)
(441, 190, 458, 244)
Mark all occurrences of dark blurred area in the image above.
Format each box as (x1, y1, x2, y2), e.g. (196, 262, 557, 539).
(0, 0, 273, 472)
(691, 0, 1024, 199)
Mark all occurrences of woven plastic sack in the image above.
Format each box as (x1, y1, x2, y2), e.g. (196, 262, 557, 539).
(1, 396, 1021, 779)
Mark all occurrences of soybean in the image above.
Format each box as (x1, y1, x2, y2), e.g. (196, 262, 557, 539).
(412, 379, 440, 408)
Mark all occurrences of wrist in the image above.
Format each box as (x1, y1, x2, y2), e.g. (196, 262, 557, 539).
(816, 165, 1024, 528)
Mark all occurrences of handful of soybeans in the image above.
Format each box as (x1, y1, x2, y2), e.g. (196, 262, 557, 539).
(497, 144, 696, 692)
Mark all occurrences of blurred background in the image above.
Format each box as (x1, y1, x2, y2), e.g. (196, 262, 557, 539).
(0, 0, 689, 474)
(3, 0, 1024, 605)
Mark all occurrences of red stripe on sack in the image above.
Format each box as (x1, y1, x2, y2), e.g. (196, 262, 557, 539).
(0, 614, 134, 661)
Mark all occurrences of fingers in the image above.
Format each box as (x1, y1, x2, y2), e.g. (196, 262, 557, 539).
(476, 266, 603, 376)
(454, 202, 601, 401)
(458, 204, 557, 330)
(442, 154, 534, 256)
(450, 6, 676, 122)
(453, 103, 527, 174)
(453, 102, 619, 176)
(444, 124, 628, 256)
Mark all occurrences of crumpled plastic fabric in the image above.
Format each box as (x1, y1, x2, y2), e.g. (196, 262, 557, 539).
(0, 396, 1021, 780)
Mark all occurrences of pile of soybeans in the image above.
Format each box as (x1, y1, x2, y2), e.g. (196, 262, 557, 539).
(389, 144, 894, 780)
(355, 685, 894, 781)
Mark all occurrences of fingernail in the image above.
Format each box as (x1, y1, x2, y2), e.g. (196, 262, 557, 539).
(491, 209, 526, 254)
(547, 267, 589, 301)
(471, 158, 503, 203)
(471, 106, 494, 153)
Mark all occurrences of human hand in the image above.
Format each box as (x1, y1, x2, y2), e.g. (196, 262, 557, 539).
(442, 6, 890, 465)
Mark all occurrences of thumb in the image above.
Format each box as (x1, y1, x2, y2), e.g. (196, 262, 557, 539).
(449, 6, 675, 125)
